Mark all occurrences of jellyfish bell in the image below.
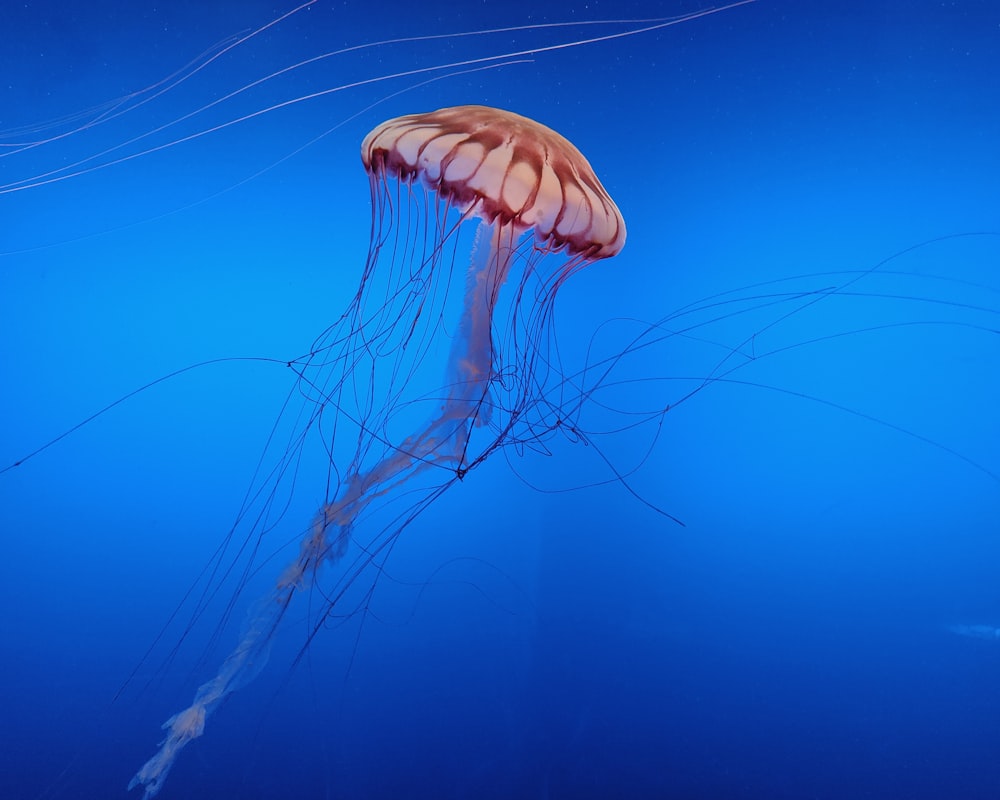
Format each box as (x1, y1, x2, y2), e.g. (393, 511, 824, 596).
(127, 103, 626, 798)
(362, 105, 625, 259)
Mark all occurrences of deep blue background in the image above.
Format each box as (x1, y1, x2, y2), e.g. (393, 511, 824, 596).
(2, 2, 999, 798)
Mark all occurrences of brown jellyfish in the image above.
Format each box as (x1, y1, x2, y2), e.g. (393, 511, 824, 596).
(129, 105, 624, 798)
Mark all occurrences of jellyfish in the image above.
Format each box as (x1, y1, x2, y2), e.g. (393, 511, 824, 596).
(127, 104, 625, 798)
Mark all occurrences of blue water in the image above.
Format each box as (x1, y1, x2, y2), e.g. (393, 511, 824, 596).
(2, 1, 999, 798)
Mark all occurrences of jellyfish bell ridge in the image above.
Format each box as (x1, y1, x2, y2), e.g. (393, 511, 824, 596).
(361, 105, 626, 259)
